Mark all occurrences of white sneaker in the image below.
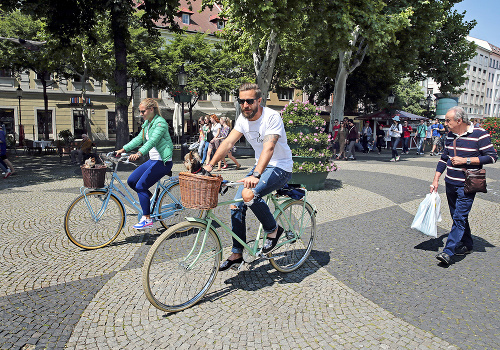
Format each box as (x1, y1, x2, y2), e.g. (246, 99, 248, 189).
(4, 170, 12, 179)
(390, 158, 396, 162)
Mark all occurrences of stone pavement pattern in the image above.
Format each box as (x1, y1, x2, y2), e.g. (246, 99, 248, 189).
(0, 151, 498, 349)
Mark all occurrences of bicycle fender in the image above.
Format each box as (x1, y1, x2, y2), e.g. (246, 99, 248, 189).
(185, 217, 208, 225)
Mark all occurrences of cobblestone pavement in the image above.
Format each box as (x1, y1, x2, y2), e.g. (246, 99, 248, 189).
(0, 150, 498, 349)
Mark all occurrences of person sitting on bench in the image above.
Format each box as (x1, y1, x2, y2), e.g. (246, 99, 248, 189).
(70, 134, 92, 165)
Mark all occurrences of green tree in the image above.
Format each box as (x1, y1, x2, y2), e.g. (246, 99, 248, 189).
(161, 32, 252, 133)
(0, 9, 72, 140)
(204, 0, 314, 106)
(2, 0, 180, 148)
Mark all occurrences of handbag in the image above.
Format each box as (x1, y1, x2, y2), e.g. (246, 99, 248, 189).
(462, 168, 487, 194)
(453, 138, 487, 194)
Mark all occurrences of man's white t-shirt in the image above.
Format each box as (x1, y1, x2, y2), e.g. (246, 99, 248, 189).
(234, 106, 293, 172)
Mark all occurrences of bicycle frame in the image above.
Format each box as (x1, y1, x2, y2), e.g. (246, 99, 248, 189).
(79, 160, 181, 224)
(184, 190, 311, 269)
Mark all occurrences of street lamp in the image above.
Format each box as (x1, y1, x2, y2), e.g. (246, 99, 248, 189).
(177, 65, 188, 137)
(16, 86, 23, 146)
(420, 94, 433, 116)
(387, 91, 395, 105)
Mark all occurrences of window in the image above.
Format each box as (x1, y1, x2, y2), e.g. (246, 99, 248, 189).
(108, 111, 116, 136)
(198, 93, 208, 101)
(182, 13, 190, 24)
(473, 66, 477, 72)
(0, 69, 12, 77)
(277, 88, 294, 100)
(220, 91, 231, 102)
(147, 88, 158, 99)
(36, 109, 53, 137)
(217, 20, 225, 29)
(427, 88, 433, 96)
(36, 72, 51, 80)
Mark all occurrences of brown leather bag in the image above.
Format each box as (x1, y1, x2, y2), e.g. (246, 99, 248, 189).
(453, 138, 487, 194)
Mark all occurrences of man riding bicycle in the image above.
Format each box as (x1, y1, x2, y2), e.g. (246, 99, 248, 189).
(204, 83, 293, 271)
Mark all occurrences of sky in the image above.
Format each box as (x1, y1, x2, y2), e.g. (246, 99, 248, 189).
(453, 0, 500, 45)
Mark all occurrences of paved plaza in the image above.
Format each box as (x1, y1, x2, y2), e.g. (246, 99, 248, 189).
(0, 149, 499, 349)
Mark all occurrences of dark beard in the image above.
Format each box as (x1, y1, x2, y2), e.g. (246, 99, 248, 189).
(242, 108, 257, 120)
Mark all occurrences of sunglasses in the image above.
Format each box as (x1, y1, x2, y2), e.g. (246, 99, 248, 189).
(139, 108, 149, 114)
(237, 98, 257, 105)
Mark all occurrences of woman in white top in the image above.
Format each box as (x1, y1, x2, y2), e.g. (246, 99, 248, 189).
(219, 117, 241, 170)
(389, 116, 402, 162)
(205, 115, 222, 167)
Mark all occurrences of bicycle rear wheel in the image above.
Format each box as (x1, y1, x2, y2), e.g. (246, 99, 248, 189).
(157, 183, 202, 230)
(142, 221, 221, 312)
(270, 200, 316, 273)
(64, 191, 125, 249)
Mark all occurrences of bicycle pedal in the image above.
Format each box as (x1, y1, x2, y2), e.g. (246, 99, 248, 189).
(231, 261, 245, 271)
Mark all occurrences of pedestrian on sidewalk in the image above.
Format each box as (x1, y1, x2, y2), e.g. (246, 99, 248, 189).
(431, 107, 497, 266)
(361, 121, 372, 153)
(335, 122, 347, 160)
(416, 119, 427, 154)
(429, 119, 444, 155)
(219, 117, 241, 170)
(70, 134, 92, 165)
(389, 116, 402, 162)
(0, 128, 14, 178)
(401, 120, 412, 154)
(345, 119, 358, 160)
(375, 124, 385, 154)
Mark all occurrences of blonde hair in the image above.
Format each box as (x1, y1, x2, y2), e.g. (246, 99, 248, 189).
(140, 98, 160, 116)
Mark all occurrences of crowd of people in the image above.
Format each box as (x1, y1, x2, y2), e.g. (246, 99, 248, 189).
(197, 114, 241, 171)
(329, 116, 486, 162)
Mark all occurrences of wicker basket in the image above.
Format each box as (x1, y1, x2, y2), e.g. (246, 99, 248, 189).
(179, 172, 223, 209)
(81, 165, 107, 188)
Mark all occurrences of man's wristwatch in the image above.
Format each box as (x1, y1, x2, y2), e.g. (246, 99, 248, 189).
(252, 171, 261, 179)
(466, 158, 471, 165)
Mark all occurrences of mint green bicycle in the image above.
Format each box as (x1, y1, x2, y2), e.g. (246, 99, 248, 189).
(142, 182, 316, 312)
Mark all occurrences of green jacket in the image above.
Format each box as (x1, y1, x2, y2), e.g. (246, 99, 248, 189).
(124, 114, 173, 163)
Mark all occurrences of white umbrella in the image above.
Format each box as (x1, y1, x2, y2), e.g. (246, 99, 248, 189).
(173, 103, 182, 136)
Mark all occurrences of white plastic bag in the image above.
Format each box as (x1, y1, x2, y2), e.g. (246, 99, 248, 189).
(411, 192, 442, 238)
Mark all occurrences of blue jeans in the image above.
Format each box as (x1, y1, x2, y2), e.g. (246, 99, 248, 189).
(127, 159, 173, 216)
(443, 183, 476, 256)
(402, 137, 410, 153)
(230, 166, 292, 254)
(391, 137, 400, 158)
(198, 140, 206, 159)
(417, 137, 425, 154)
(201, 142, 209, 164)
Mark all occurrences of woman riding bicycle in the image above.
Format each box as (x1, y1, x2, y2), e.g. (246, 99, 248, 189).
(116, 98, 174, 229)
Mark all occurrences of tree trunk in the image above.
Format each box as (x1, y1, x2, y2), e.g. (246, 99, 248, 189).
(329, 27, 369, 131)
(254, 30, 280, 107)
(111, 6, 129, 149)
(330, 54, 348, 131)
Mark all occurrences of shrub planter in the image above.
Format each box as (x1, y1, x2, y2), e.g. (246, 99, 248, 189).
(292, 156, 329, 164)
(289, 171, 329, 191)
(282, 101, 337, 191)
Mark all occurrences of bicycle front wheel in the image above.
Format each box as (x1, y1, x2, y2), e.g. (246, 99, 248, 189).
(142, 221, 221, 312)
(270, 200, 316, 273)
(157, 183, 202, 230)
(64, 191, 125, 249)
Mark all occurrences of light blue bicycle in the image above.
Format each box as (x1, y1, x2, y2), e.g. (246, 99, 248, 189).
(64, 153, 199, 249)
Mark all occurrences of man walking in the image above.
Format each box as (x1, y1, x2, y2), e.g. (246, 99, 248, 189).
(345, 119, 359, 160)
(431, 107, 497, 265)
(429, 119, 444, 155)
(416, 119, 427, 155)
(204, 83, 293, 271)
(70, 134, 92, 165)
